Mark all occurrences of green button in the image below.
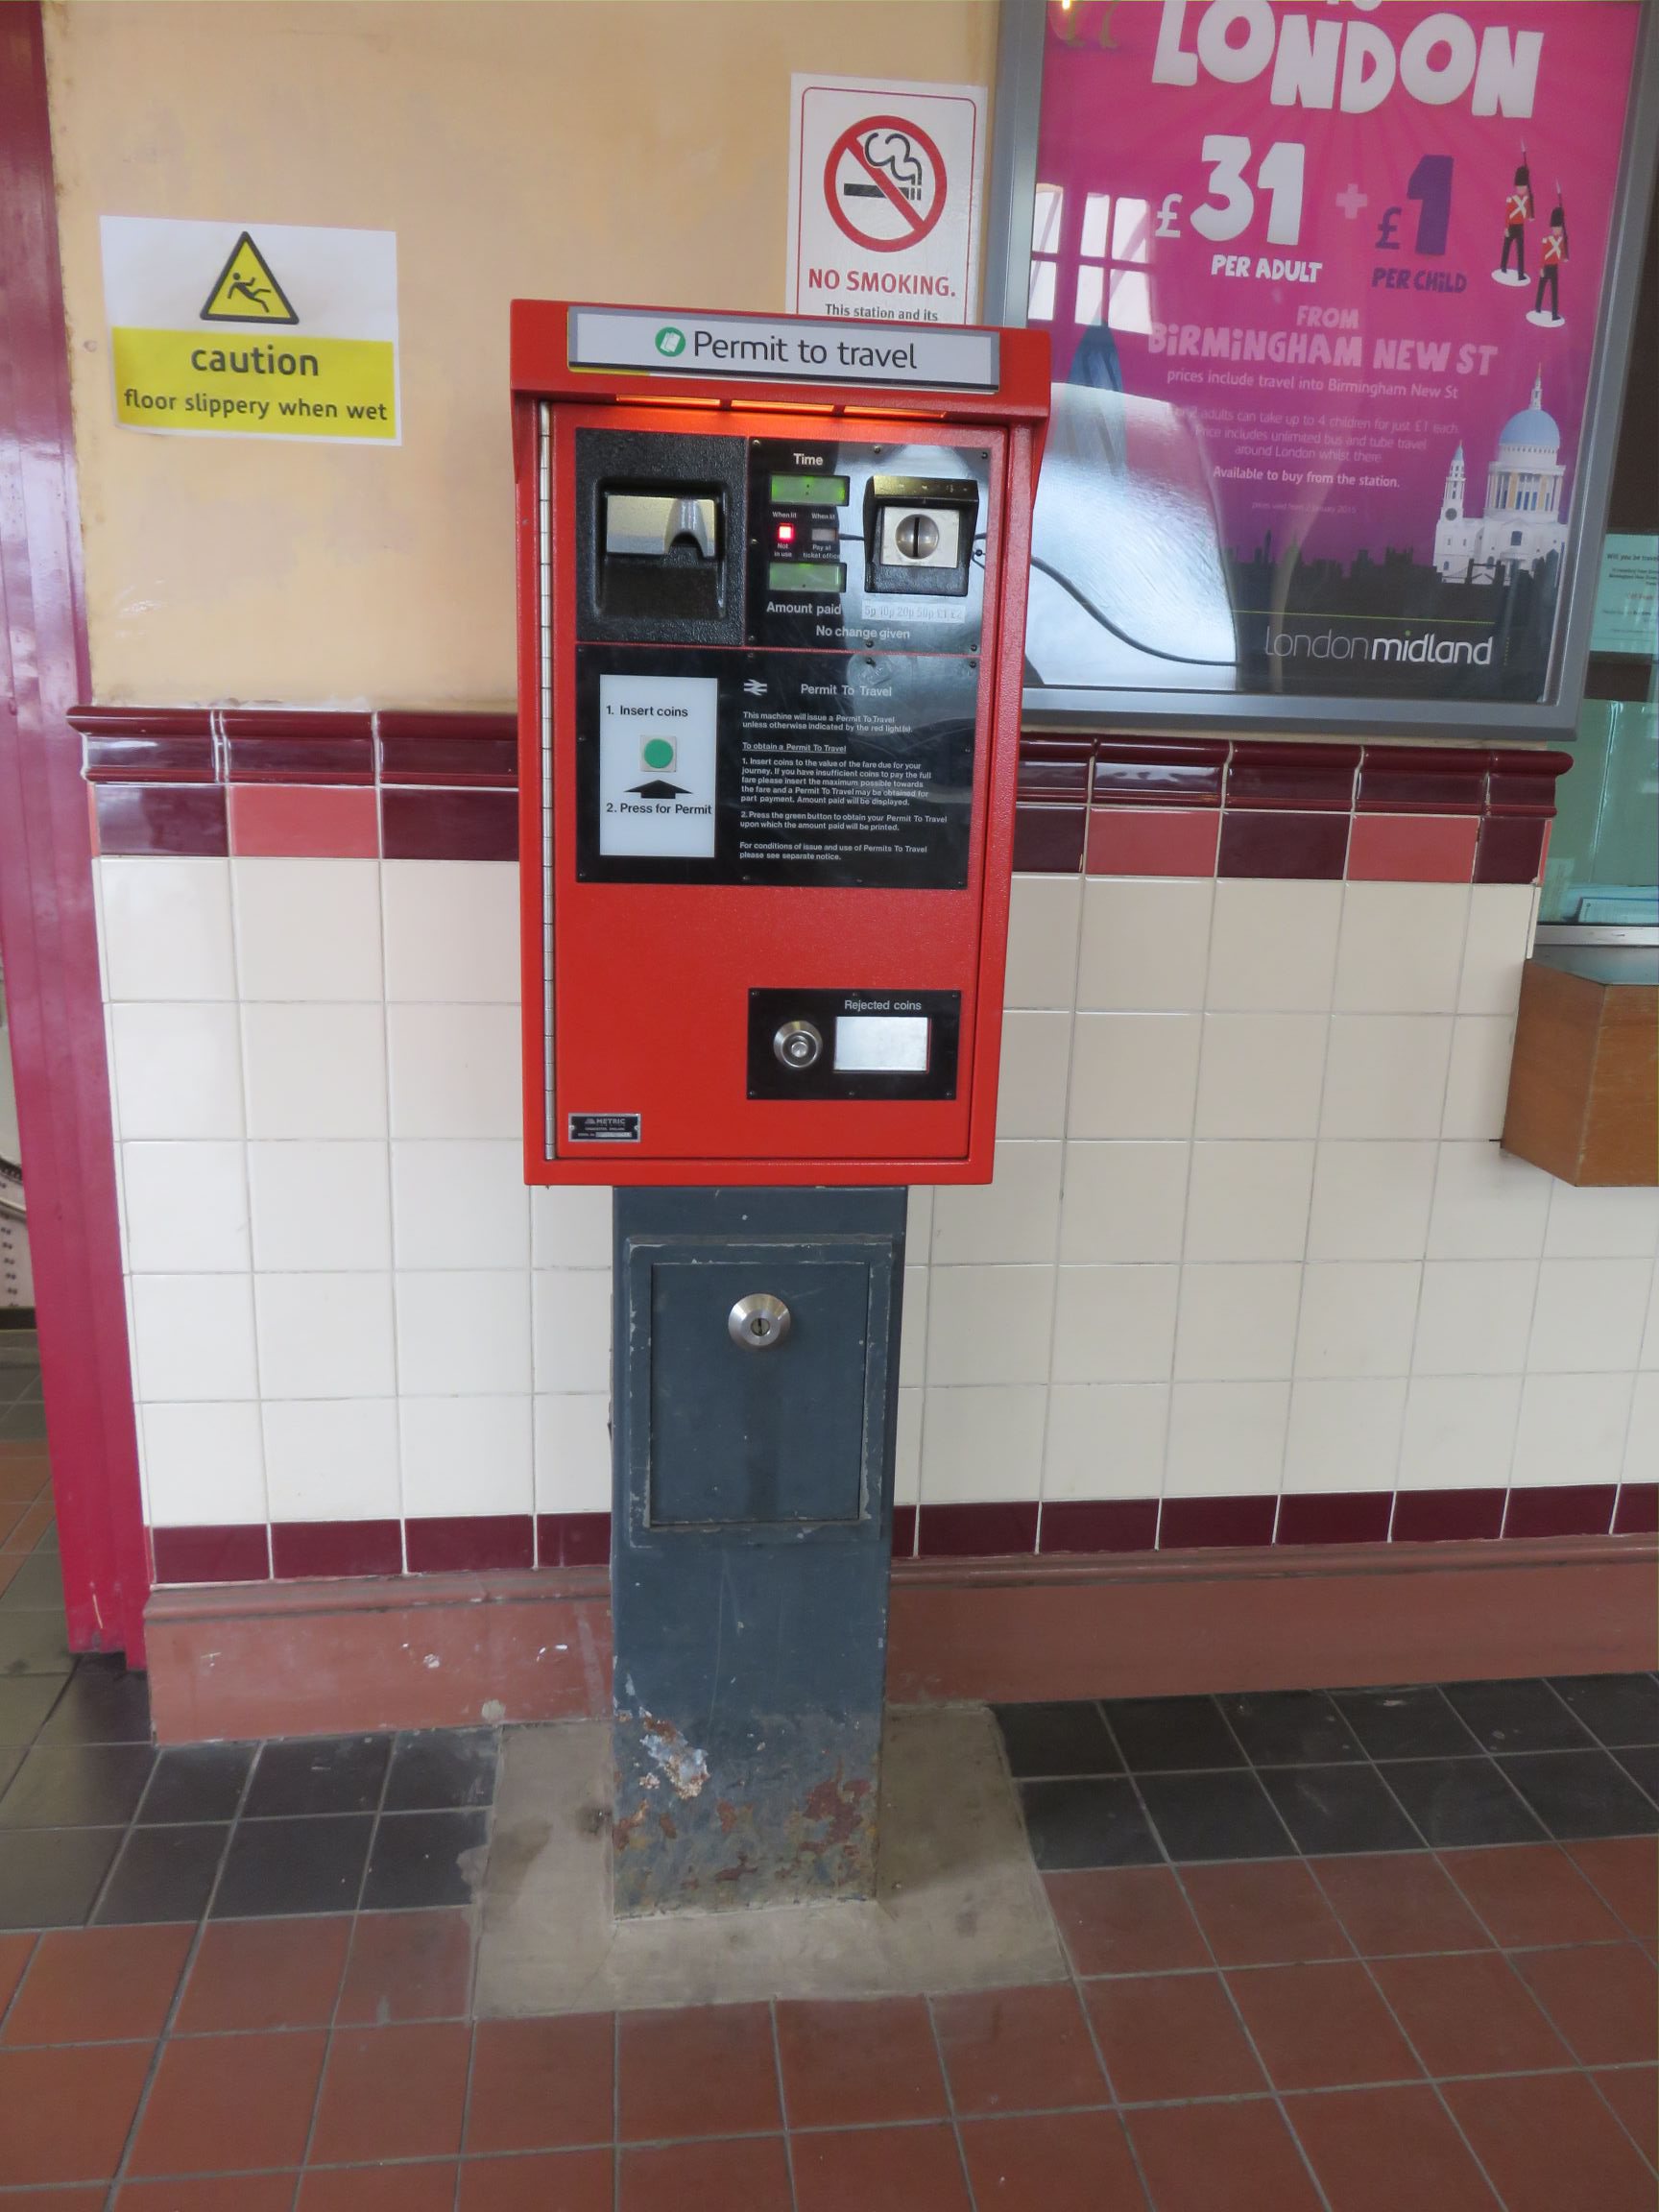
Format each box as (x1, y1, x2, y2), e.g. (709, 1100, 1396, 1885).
(642, 738, 676, 770)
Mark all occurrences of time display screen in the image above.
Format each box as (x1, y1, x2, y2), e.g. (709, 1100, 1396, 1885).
(769, 473, 849, 507)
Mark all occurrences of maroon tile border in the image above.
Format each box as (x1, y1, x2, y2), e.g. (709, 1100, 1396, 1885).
(1613, 1484, 1659, 1537)
(1225, 741, 1360, 812)
(1040, 1499, 1160, 1554)
(378, 710, 517, 787)
(1017, 736, 1092, 805)
(1158, 1495, 1277, 1550)
(1216, 810, 1349, 880)
(405, 1513, 534, 1573)
(1474, 815, 1548, 884)
(151, 1524, 270, 1586)
(1503, 1485, 1619, 1540)
(270, 1519, 404, 1579)
(916, 1502, 1041, 1557)
(94, 784, 227, 857)
(891, 1504, 918, 1559)
(380, 786, 517, 862)
(1091, 737, 1227, 809)
(535, 1512, 612, 1568)
(1391, 1488, 1507, 1544)
(1012, 802, 1086, 875)
(1356, 746, 1491, 815)
(1275, 1491, 1393, 1547)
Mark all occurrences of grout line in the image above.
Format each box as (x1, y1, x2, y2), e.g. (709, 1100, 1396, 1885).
(766, 1997, 801, 2212)
(923, 1988, 981, 2212)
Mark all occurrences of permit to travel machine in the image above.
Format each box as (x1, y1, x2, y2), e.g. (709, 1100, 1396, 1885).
(513, 301, 1049, 1188)
(511, 302, 1048, 1919)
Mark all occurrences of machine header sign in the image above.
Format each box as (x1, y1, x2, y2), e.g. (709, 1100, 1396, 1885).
(566, 305, 999, 391)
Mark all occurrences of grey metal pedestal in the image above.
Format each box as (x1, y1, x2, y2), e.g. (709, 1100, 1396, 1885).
(610, 1186, 906, 1917)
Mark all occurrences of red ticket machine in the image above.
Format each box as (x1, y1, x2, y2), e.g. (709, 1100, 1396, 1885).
(514, 301, 1048, 1186)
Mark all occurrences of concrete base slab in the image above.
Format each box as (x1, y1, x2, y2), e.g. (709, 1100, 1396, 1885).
(474, 1704, 1066, 2015)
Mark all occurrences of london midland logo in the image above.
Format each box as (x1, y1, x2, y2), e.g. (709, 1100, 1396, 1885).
(654, 325, 687, 358)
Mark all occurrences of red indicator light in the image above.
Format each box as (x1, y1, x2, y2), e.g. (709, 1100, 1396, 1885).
(776, 521, 796, 544)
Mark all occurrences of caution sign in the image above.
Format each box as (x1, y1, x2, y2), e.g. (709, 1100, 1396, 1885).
(100, 217, 399, 444)
(787, 76, 986, 328)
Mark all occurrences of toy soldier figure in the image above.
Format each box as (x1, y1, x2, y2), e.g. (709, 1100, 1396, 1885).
(1533, 198, 1569, 325)
(1495, 153, 1533, 284)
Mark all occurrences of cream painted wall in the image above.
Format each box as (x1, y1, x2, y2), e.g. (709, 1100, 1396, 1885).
(45, 0, 997, 706)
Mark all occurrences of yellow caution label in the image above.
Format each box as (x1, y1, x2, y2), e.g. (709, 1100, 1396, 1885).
(199, 230, 298, 325)
(111, 327, 397, 440)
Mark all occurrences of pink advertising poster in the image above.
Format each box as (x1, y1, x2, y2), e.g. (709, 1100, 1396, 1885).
(1023, 0, 1643, 703)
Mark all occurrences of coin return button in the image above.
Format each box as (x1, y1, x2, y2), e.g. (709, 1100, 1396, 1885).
(773, 1019, 824, 1070)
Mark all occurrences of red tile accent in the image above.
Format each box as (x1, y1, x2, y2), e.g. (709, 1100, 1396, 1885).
(1503, 1484, 1619, 1539)
(381, 787, 517, 861)
(618, 2003, 781, 2141)
(1355, 745, 1490, 815)
(1274, 1491, 1392, 1547)
(128, 2031, 325, 2175)
(1039, 1499, 1158, 1554)
(619, 2136, 793, 2212)
(1159, 1495, 1276, 1551)
(959, 2111, 1149, 2212)
(150, 1524, 270, 1585)
(1181, 1861, 1350, 1967)
(1486, 750, 1574, 815)
(81, 724, 215, 782)
(221, 710, 374, 785)
(775, 1996, 946, 2128)
(3, 1925, 191, 2047)
(1391, 1489, 1504, 1543)
(1474, 815, 1547, 884)
(1444, 2070, 1655, 2212)
(270, 1519, 402, 1579)
(405, 1516, 534, 1575)
(1084, 1972, 1265, 2101)
(1286, 2082, 1510, 2212)
(791, 2126, 970, 2212)
(1012, 803, 1084, 875)
(1217, 809, 1349, 879)
(1226, 741, 1360, 812)
(890, 1504, 917, 1558)
(308, 2022, 471, 2163)
(378, 710, 519, 787)
(1227, 1960, 1422, 2091)
(933, 1984, 1108, 2116)
(1044, 1866, 1209, 1977)
(1345, 813, 1479, 883)
(1613, 1483, 1658, 1536)
(229, 783, 379, 858)
(465, 2016, 614, 2153)
(1085, 805, 1219, 878)
(1092, 737, 1227, 808)
(94, 785, 227, 857)
(535, 1512, 611, 1569)
(336, 1910, 473, 2026)
(0, 2045, 156, 2185)
(916, 1503, 1040, 1557)
(1017, 738, 1093, 804)
(175, 1916, 349, 2033)
(1132, 2097, 1327, 2212)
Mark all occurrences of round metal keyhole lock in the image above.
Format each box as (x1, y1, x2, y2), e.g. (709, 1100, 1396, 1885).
(729, 1292, 791, 1351)
(895, 513, 940, 561)
(773, 1019, 824, 1071)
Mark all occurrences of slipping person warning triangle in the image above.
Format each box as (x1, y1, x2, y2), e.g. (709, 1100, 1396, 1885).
(200, 231, 299, 325)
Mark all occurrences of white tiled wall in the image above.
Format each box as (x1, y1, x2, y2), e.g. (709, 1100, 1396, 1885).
(96, 857, 1659, 1543)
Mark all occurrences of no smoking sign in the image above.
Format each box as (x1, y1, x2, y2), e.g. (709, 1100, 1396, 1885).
(788, 76, 986, 327)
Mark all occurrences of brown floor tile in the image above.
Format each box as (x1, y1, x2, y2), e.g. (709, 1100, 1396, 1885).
(959, 2110, 1150, 2212)
(1310, 1853, 1493, 1959)
(933, 1983, 1109, 2117)
(619, 2135, 792, 2212)
(0, 2044, 156, 2185)
(458, 2150, 614, 2212)
(1512, 1943, 1659, 2066)
(0, 1932, 36, 2017)
(792, 2124, 971, 2212)
(309, 2022, 471, 2164)
(617, 2002, 779, 2142)
(1044, 1866, 1208, 1977)
(298, 2162, 460, 2211)
(1440, 1843, 1623, 1948)
(1181, 1860, 1350, 1966)
(1446, 2071, 1656, 2212)
(8, 2194, 106, 2212)
(4, 1924, 193, 2047)
(129, 2030, 325, 2176)
(5, 1503, 53, 1551)
(1593, 2067, 1659, 2167)
(776, 1995, 946, 2128)
(1228, 1962, 1421, 2092)
(1286, 2084, 1501, 2212)
(1084, 1971, 1264, 2104)
(175, 1916, 349, 2033)
(465, 2015, 614, 2154)
(335, 1911, 473, 2025)
(0, 1455, 51, 1503)
(1370, 1952, 1570, 2077)
(117, 2178, 299, 2212)
(1127, 2099, 1324, 2212)
(1567, 1837, 1659, 1945)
